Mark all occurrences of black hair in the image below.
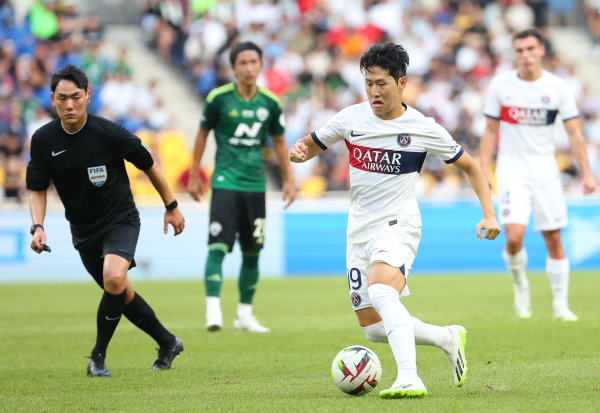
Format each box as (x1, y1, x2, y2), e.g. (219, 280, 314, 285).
(50, 64, 89, 92)
(359, 42, 409, 83)
(229, 41, 262, 66)
(513, 28, 544, 44)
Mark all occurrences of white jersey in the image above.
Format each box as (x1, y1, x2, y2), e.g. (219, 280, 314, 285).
(312, 102, 463, 243)
(483, 69, 579, 183)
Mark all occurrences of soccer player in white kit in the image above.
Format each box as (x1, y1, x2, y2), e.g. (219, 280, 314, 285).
(479, 29, 596, 321)
(290, 43, 500, 399)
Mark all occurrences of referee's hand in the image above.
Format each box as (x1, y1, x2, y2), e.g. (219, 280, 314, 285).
(165, 207, 185, 236)
(31, 229, 47, 254)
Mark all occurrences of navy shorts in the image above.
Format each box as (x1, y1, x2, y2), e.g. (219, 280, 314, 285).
(208, 188, 266, 251)
(77, 223, 140, 288)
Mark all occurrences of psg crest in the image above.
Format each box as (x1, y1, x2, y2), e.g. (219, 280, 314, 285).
(351, 292, 361, 307)
(396, 133, 411, 147)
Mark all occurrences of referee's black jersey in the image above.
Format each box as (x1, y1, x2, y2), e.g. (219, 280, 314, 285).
(26, 114, 154, 243)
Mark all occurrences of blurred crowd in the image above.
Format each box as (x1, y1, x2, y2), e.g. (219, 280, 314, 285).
(2, 0, 600, 204)
(141, 0, 600, 198)
(0, 0, 179, 203)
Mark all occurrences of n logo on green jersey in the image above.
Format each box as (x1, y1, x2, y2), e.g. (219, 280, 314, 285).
(233, 122, 263, 138)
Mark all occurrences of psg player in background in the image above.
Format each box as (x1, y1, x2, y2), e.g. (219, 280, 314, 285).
(480, 28, 596, 321)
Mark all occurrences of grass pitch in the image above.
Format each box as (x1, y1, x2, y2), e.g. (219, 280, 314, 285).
(0, 272, 598, 412)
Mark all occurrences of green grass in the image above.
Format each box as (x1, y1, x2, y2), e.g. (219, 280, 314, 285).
(1, 272, 599, 412)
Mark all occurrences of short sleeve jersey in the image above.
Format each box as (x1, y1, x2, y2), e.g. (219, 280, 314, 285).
(483, 70, 579, 183)
(26, 114, 154, 244)
(201, 82, 285, 192)
(312, 102, 464, 243)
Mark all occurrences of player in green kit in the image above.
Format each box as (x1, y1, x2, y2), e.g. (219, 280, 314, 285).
(188, 41, 296, 332)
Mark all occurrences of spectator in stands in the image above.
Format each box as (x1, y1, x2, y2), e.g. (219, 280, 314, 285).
(0, 129, 25, 201)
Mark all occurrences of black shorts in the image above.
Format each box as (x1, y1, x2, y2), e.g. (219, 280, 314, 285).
(77, 223, 140, 288)
(209, 188, 266, 251)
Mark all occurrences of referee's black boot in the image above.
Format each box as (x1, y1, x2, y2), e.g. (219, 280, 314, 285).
(87, 353, 111, 377)
(151, 336, 183, 370)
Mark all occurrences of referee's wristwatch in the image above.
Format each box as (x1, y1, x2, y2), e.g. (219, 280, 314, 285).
(165, 199, 178, 211)
(30, 224, 44, 235)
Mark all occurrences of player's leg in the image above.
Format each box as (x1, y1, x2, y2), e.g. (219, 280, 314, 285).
(77, 237, 123, 377)
(532, 180, 575, 321)
(234, 191, 269, 332)
(503, 224, 530, 318)
(498, 182, 532, 318)
(119, 275, 183, 370)
(358, 311, 466, 387)
(103, 224, 183, 371)
(541, 229, 576, 321)
(346, 226, 427, 398)
(204, 189, 237, 331)
(367, 263, 427, 398)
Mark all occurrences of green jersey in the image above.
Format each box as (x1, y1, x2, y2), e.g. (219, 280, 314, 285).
(201, 82, 285, 192)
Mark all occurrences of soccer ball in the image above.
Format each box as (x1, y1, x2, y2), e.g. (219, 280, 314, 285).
(331, 345, 382, 396)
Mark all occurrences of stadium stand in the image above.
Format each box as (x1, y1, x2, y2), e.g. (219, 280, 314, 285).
(1, 0, 599, 203)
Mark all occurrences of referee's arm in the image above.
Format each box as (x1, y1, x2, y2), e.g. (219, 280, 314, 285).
(143, 164, 185, 236)
(30, 190, 48, 253)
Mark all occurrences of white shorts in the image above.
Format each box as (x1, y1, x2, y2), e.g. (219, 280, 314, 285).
(497, 177, 567, 231)
(346, 224, 421, 311)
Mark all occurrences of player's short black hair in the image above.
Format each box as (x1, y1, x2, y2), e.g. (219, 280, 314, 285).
(513, 28, 544, 44)
(359, 42, 410, 83)
(230, 41, 263, 66)
(50, 64, 89, 92)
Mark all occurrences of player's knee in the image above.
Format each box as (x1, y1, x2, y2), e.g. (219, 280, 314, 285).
(103, 271, 127, 293)
(241, 247, 260, 257)
(504, 229, 523, 247)
(362, 321, 388, 343)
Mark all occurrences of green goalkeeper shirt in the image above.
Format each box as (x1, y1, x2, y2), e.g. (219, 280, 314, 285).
(201, 82, 285, 192)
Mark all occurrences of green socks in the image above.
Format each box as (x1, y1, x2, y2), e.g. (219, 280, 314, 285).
(239, 251, 260, 304)
(205, 246, 226, 297)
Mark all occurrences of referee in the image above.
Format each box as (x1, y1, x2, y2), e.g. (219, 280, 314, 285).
(26, 65, 185, 377)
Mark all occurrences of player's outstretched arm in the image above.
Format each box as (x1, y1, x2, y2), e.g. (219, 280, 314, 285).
(271, 134, 296, 209)
(29, 190, 48, 253)
(290, 135, 323, 163)
(143, 164, 185, 236)
(187, 127, 210, 202)
(479, 117, 500, 191)
(564, 118, 597, 195)
(453, 151, 501, 241)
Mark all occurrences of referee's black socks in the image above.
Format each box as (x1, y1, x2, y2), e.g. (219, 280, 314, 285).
(123, 292, 174, 349)
(92, 289, 126, 357)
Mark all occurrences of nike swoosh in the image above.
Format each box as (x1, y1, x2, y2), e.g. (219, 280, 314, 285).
(105, 316, 121, 321)
(350, 131, 365, 137)
(52, 150, 67, 157)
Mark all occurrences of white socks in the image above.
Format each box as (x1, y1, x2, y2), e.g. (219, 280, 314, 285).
(206, 296, 221, 313)
(412, 317, 452, 349)
(368, 283, 417, 379)
(362, 321, 388, 343)
(546, 257, 570, 313)
(502, 248, 529, 289)
(362, 315, 452, 349)
(237, 302, 253, 319)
